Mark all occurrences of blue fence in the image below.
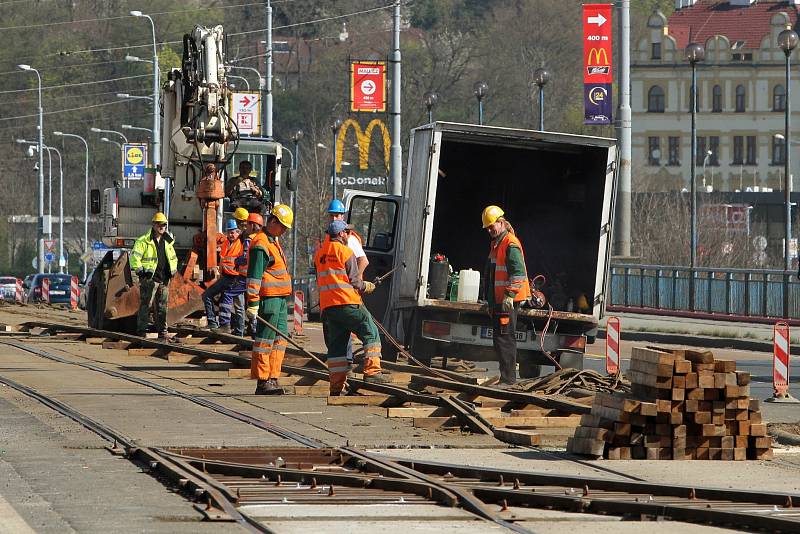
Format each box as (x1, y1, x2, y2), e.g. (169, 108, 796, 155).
(609, 264, 800, 320)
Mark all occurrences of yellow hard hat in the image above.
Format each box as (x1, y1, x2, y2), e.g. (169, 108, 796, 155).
(152, 212, 168, 223)
(232, 207, 249, 221)
(481, 205, 504, 228)
(271, 203, 293, 229)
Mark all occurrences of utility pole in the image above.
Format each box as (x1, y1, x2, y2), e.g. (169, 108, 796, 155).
(390, 0, 402, 196)
(264, 0, 273, 138)
(614, 0, 632, 258)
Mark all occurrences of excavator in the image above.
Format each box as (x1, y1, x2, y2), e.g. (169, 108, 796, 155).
(87, 25, 293, 333)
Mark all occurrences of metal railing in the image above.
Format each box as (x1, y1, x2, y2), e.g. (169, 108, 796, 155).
(608, 264, 800, 320)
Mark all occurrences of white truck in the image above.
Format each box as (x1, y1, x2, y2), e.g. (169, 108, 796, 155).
(344, 122, 617, 376)
(88, 24, 293, 331)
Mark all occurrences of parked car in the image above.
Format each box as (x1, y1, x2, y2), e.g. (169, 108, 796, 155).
(0, 276, 19, 301)
(27, 274, 74, 305)
(78, 268, 95, 310)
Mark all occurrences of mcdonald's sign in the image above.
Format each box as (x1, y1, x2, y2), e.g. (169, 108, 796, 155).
(335, 118, 391, 174)
(583, 3, 612, 125)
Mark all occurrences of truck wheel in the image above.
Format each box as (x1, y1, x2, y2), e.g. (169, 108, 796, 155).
(519, 360, 542, 379)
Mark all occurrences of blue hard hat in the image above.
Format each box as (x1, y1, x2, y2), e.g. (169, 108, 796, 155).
(327, 199, 346, 214)
(224, 219, 239, 231)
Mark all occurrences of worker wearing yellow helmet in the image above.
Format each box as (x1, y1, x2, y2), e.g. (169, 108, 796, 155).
(220, 207, 254, 337)
(245, 204, 294, 394)
(130, 212, 178, 341)
(482, 205, 531, 386)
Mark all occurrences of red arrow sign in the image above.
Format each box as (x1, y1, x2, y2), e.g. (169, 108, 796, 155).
(239, 96, 252, 107)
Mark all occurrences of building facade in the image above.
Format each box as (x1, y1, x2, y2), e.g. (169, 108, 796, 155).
(632, 1, 800, 193)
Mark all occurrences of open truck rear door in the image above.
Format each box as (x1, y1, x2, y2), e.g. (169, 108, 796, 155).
(342, 190, 401, 325)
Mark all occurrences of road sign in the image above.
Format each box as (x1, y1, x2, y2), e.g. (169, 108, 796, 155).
(351, 61, 387, 112)
(44, 251, 55, 263)
(44, 239, 56, 252)
(229, 91, 261, 136)
(92, 240, 107, 250)
(605, 316, 620, 375)
(122, 143, 148, 181)
(773, 322, 790, 398)
(583, 3, 613, 125)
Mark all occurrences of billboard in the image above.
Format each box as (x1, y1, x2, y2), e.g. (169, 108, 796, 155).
(229, 91, 261, 136)
(350, 61, 387, 113)
(334, 118, 391, 190)
(122, 143, 148, 181)
(699, 204, 751, 234)
(583, 3, 613, 125)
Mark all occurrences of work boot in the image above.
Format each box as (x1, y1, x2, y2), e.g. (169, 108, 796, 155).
(495, 381, 517, 390)
(212, 324, 230, 334)
(255, 379, 273, 395)
(158, 333, 179, 344)
(363, 372, 392, 385)
(268, 378, 285, 395)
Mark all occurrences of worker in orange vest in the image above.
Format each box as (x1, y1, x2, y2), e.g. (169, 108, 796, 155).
(202, 219, 244, 332)
(482, 205, 531, 386)
(245, 204, 294, 395)
(315, 220, 391, 395)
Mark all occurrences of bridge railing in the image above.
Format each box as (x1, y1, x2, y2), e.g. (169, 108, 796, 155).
(608, 264, 800, 320)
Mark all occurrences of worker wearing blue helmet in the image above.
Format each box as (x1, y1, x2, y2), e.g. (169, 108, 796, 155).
(202, 219, 246, 332)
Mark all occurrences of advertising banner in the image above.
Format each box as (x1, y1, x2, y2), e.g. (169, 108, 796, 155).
(334, 118, 391, 191)
(350, 61, 387, 113)
(229, 91, 262, 136)
(583, 3, 613, 125)
(122, 143, 148, 181)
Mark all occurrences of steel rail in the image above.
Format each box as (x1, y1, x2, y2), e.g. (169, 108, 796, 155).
(0, 338, 326, 448)
(0, 374, 271, 533)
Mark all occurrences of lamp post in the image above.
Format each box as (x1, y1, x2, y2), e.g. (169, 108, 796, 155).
(53, 131, 89, 280)
(423, 91, 438, 123)
(533, 68, 550, 131)
(227, 74, 250, 90)
(779, 28, 798, 275)
(17, 64, 45, 273)
(121, 124, 153, 135)
(90, 127, 128, 143)
(473, 81, 488, 125)
(130, 10, 160, 169)
(227, 65, 264, 92)
(685, 42, 704, 311)
(291, 130, 303, 282)
(330, 119, 342, 200)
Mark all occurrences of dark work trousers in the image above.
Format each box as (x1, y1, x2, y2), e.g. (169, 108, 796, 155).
(492, 302, 519, 384)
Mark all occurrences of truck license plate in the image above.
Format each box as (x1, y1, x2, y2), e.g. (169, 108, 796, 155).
(480, 327, 526, 342)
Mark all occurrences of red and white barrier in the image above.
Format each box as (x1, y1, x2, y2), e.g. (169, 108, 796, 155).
(606, 316, 620, 375)
(773, 321, 790, 399)
(70, 276, 79, 309)
(41, 277, 50, 304)
(293, 290, 304, 335)
(15, 278, 23, 303)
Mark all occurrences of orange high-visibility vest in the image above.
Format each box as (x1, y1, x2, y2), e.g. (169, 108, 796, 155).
(220, 238, 243, 277)
(237, 234, 252, 277)
(250, 232, 292, 297)
(315, 239, 362, 312)
(489, 232, 531, 303)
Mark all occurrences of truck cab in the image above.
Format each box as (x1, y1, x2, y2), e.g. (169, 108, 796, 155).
(343, 122, 617, 377)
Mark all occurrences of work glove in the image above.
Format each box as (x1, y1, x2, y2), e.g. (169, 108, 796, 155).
(246, 304, 259, 321)
(362, 281, 376, 295)
(501, 295, 514, 313)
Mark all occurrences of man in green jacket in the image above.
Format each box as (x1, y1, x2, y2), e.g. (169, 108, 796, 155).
(130, 212, 178, 340)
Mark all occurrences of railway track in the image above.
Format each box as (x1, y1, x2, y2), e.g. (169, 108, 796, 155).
(1, 320, 799, 531)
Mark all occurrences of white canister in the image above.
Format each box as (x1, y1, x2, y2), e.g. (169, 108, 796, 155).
(457, 269, 480, 303)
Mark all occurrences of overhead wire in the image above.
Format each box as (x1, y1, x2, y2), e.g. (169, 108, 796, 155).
(0, 74, 151, 95)
(0, 99, 137, 122)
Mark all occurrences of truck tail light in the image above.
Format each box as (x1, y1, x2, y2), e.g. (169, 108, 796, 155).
(562, 335, 586, 351)
(422, 320, 451, 340)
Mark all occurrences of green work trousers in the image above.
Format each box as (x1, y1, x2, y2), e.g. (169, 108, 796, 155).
(251, 296, 288, 380)
(321, 304, 382, 393)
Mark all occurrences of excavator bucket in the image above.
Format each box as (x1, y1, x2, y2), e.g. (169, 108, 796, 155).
(86, 251, 205, 334)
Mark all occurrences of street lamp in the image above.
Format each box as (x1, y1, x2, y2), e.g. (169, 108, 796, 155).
(125, 55, 152, 64)
(330, 119, 342, 200)
(423, 91, 438, 123)
(227, 74, 250, 90)
(53, 131, 90, 280)
(290, 130, 303, 282)
(17, 64, 45, 273)
(121, 124, 153, 134)
(533, 68, 550, 131)
(779, 28, 798, 275)
(90, 127, 128, 143)
(685, 41, 704, 311)
(18, 139, 53, 271)
(473, 81, 488, 125)
(130, 10, 160, 168)
(116, 92, 153, 102)
(227, 65, 265, 90)
(702, 149, 713, 190)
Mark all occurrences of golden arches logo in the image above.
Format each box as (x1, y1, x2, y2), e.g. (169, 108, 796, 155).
(587, 47, 609, 66)
(335, 118, 391, 174)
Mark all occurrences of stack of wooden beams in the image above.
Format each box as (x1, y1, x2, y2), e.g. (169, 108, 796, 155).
(567, 347, 772, 460)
